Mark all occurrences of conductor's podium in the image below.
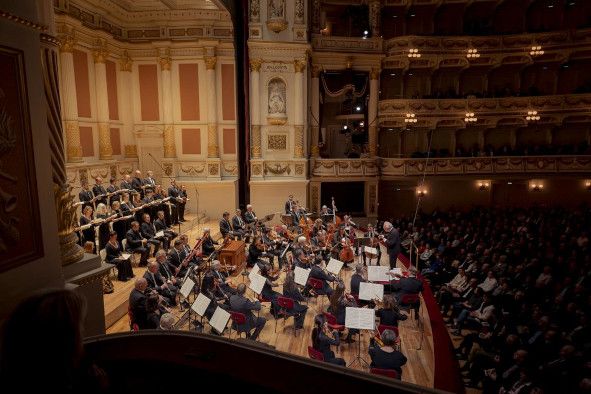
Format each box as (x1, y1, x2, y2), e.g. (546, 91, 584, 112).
(219, 240, 246, 276)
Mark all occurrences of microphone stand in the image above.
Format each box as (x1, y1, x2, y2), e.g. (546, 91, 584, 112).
(147, 152, 175, 183)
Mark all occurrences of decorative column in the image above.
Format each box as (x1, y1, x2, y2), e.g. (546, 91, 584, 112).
(119, 51, 137, 158)
(369, 0, 381, 37)
(58, 30, 82, 163)
(368, 67, 380, 157)
(93, 40, 112, 160)
(293, 59, 306, 158)
(250, 59, 263, 158)
(311, 65, 321, 157)
(160, 50, 176, 158)
(41, 32, 84, 265)
(205, 55, 219, 158)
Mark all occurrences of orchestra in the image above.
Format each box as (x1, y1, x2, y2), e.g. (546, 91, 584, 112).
(72, 174, 413, 374)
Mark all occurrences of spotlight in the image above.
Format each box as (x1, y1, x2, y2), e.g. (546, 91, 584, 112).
(359, 121, 365, 127)
(343, 125, 348, 130)
(356, 106, 361, 112)
(363, 30, 369, 35)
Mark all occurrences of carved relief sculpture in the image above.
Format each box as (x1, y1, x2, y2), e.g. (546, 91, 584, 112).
(295, 0, 305, 24)
(249, 0, 260, 22)
(266, 0, 288, 33)
(267, 78, 287, 125)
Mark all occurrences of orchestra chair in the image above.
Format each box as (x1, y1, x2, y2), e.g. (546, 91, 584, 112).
(370, 368, 399, 380)
(399, 293, 421, 324)
(256, 293, 272, 318)
(377, 324, 401, 350)
(307, 277, 325, 308)
(99, 248, 116, 280)
(275, 296, 297, 337)
(127, 306, 139, 332)
(229, 311, 248, 339)
(307, 346, 325, 362)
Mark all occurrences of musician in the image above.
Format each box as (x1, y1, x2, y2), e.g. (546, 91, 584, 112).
(244, 204, 257, 224)
(111, 201, 127, 242)
(180, 234, 201, 266)
(363, 223, 382, 266)
(201, 228, 218, 257)
(307, 257, 335, 297)
(144, 261, 178, 306)
(131, 193, 144, 223)
(388, 267, 423, 317)
(78, 182, 95, 210)
(105, 230, 134, 281)
(368, 329, 407, 378)
(144, 170, 156, 189)
(95, 203, 114, 251)
(229, 283, 266, 341)
(380, 221, 401, 270)
(328, 281, 358, 343)
(120, 174, 133, 191)
(131, 170, 144, 196)
(285, 194, 295, 214)
(320, 205, 333, 224)
(311, 230, 331, 263)
(209, 260, 237, 297)
(168, 239, 189, 278)
(350, 264, 366, 297)
(231, 209, 246, 241)
(260, 263, 281, 305)
(376, 294, 408, 327)
(154, 210, 177, 250)
(140, 213, 162, 256)
(219, 211, 233, 238)
(106, 178, 120, 203)
(282, 271, 309, 329)
(155, 250, 179, 288)
(311, 314, 346, 366)
(202, 263, 230, 302)
(167, 179, 181, 224)
(311, 219, 325, 238)
(142, 187, 157, 219)
(92, 177, 107, 206)
(290, 204, 303, 228)
(78, 205, 96, 249)
(125, 221, 149, 266)
(261, 227, 284, 268)
(247, 235, 268, 268)
(129, 278, 150, 329)
(178, 185, 187, 222)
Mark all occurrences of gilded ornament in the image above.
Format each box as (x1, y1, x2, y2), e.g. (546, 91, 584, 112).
(98, 123, 113, 160)
(250, 59, 263, 72)
(208, 163, 219, 176)
(267, 134, 287, 150)
(124, 144, 138, 158)
(58, 32, 76, 53)
(204, 56, 217, 70)
(266, 20, 288, 33)
(293, 59, 306, 73)
(120, 51, 133, 72)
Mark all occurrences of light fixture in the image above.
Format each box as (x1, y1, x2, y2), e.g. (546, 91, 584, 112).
(467, 48, 480, 59)
(477, 180, 490, 191)
(390, 73, 396, 76)
(585, 180, 591, 190)
(404, 113, 417, 123)
(359, 121, 365, 127)
(408, 48, 421, 58)
(507, 181, 513, 185)
(416, 187, 427, 197)
(464, 112, 477, 123)
(356, 106, 361, 112)
(363, 30, 369, 35)
(343, 125, 348, 130)
(526, 110, 540, 121)
(530, 45, 544, 56)
(530, 181, 544, 192)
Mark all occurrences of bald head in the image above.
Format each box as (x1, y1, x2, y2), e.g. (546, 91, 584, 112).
(135, 278, 148, 291)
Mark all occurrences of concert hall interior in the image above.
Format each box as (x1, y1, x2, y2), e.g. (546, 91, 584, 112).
(1, 0, 591, 392)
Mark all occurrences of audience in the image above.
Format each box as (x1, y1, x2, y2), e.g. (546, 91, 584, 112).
(395, 205, 590, 391)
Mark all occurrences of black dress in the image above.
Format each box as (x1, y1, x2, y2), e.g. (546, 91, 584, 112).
(105, 241, 134, 281)
(96, 214, 111, 251)
(376, 308, 407, 327)
(368, 346, 407, 378)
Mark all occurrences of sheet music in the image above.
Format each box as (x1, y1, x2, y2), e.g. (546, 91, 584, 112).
(251, 263, 261, 275)
(121, 253, 131, 260)
(294, 266, 311, 286)
(345, 307, 376, 330)
(363, 246, 378, 255)
(368, 265, 390, 282)
(210, 306, 231, 334)
(248, 272, 266, 295)
(359, 282, 384, 301)
(191, 293, 211, 317)
(326, 258, 344, 276)
(180, 278, 195, 299)
(389, 268, 403, 276)
(156, 230, 165, 238)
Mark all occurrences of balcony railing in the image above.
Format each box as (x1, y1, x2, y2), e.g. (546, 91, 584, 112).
(311, 156, 591, 178)
(311, 34, 383, 53)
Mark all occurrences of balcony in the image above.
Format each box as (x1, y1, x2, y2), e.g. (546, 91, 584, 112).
(311, 158, 379, 178)
(380, 156, 591, 177)
(311, 34, 383, 53)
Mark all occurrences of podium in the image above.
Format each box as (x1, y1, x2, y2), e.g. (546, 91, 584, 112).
(219, 240, 246, 277)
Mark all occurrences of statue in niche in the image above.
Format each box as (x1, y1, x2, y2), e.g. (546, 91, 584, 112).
(268, 0, 285, 19)
(268, 79, 286, 115)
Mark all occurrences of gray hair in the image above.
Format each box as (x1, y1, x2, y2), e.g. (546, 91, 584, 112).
(355, 264, 364, 274)
(211, 260, 221, 269)
(381, 329, 397, 346)
(134, 277, 147, 290)
(159, 313, 175, 330)
(298, 236, 306, 243)
(155, 250, 167, 260)
(383, 221, 393, 231)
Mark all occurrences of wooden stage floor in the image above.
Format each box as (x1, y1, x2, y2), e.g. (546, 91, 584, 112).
(105, 217, 435, 389)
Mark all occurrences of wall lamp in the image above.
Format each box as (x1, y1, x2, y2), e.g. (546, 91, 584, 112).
(585, 180, 591, 190)
(530, 181, 544, 192)
(477, 180, 490, 191)
(416, 187, 428, 197)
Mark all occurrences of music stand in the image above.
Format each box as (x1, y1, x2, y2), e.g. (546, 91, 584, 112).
(354, 237, 371, 266)
(345, 307, 375, 369)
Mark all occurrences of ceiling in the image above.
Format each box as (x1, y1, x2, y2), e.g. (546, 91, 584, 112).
(108, 0, 223, 12)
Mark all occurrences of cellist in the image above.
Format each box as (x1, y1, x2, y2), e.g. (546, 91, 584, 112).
(363, 223, 382, 266)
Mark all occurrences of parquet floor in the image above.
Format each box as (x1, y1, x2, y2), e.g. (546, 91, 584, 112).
(105, 220, 435, 389)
